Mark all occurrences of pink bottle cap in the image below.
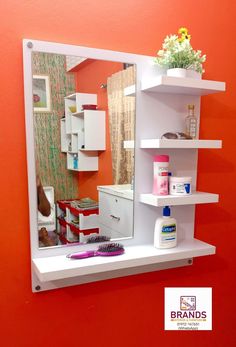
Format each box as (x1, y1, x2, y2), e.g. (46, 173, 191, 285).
(153, 155, 169, 162)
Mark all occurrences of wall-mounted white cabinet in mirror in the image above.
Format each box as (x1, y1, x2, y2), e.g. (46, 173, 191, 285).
(23, 39, 225, 292)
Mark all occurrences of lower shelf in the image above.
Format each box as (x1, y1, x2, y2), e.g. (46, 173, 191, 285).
(140, 192, 219, 206)
(32, 238, 215, 282)
(67, 151, 98, 171)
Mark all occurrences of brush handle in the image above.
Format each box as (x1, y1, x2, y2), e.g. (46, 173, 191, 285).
(67, 250, 96, 259)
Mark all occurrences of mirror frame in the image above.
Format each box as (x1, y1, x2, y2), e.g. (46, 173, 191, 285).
(23, 39, 152, 262)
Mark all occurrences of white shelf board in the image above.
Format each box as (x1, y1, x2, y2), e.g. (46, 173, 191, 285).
(74, 111, 100, 117)
(124, 140, 134, 149)
(71, 112, 83, 116)
(72, 111, 84, 117)
(68, 167, 98, 172)
(64, 93, 76, 100)
(140, 192, 219, 207)
(141, 75, 226, 95)
(32, 238, 215, 282)
(124, 85, 136, 96)
(140, 139, 222, 149)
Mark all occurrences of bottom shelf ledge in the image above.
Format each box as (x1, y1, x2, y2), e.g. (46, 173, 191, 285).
(32, 238, 215, 283)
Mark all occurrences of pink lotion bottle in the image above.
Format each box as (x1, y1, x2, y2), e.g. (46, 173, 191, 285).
(153, 155, 169, 195)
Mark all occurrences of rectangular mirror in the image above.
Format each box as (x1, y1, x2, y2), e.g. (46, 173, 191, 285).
(28, 49, 136, 249)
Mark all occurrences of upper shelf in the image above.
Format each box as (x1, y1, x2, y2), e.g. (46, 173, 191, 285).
(140, 139, 222, 149)
(141, 75, 226, 96)
(32, 238, 215, 282)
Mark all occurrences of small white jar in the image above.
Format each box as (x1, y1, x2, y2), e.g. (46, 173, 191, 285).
(169, 176, 192, 195)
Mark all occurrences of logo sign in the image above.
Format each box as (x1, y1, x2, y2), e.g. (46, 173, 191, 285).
(180, 296, 196, 310)
(165, 288, 212, 330)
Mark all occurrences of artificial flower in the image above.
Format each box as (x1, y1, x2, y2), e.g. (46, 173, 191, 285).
(154, 28, 206, 73)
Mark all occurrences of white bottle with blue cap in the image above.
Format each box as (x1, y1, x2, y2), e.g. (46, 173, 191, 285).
(154, 206, 177, 249)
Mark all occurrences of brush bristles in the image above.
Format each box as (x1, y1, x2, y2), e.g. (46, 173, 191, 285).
(98, 243, 124, 253)
(86, 235, 111, 243)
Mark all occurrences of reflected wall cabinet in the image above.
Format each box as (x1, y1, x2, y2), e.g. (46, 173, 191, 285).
(61, 92, 106, 171)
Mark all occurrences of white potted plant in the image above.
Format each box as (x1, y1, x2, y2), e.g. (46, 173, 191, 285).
(154, 27, 206, 79)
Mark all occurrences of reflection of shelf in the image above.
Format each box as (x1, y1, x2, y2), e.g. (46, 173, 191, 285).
(67, 151, 98, 171)
(124, 140, 134, 149)
(60, 119, 70, 152)
(140, 139, 222, 149)
(71, 112, 83, 117)
(65, 93, 76, 100)
(124, 85, 136, 96)
(140, 192, 219, 207)
(141, 75, 226, 95)
(71, 110, 105, 151)
(32, 238, 215, 282)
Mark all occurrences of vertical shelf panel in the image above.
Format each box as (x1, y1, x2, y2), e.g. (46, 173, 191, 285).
(83, 110, 106, 150)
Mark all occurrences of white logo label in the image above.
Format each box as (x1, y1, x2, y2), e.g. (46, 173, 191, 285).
(165, 288, 212, 330)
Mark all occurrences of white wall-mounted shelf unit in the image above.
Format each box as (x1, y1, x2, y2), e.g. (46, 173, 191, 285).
(140, 192, 219, 207)
(138, 76, 224, 216)
(23, 40, 226, 292)
(141, 75, 226, 95)
(140, 139, 222, 149)
(33, 239, 215, 282)
(61, 92, 106, 171)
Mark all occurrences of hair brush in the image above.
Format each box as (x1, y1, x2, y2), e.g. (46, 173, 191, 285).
(67, 243, 125, 259)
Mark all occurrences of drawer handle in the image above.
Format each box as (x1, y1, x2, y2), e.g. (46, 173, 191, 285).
(110, 214, 120, 221)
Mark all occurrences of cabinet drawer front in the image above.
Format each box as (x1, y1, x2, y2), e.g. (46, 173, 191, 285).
(79, 214, 99, 230)
(67, 208, 99, 230)
(98, 223, 125, 240)
(99, 192, 133, 236)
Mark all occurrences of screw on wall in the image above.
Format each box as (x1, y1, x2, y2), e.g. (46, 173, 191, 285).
(188, 259, 193, 265)
(27, 41, 33, 49)
(35, 285, 41, 291)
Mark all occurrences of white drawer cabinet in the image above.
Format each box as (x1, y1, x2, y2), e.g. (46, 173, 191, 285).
(98, 190, 133, 238)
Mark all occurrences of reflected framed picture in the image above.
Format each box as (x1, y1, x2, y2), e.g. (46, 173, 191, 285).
(33, 75, 51, 112)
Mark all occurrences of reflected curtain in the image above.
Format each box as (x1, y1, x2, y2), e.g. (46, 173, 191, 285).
(32, 52, 78, 200)
(107, 65, 136, 184)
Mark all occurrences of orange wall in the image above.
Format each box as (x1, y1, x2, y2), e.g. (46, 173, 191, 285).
(73, 60, 123, 200)
(0, 1, 235, 346)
